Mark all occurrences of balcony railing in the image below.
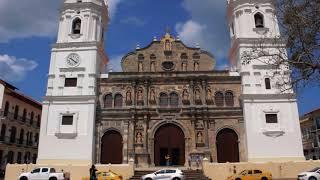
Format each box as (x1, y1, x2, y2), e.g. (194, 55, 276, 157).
(0, 135, 38, 148)
(0, 111, 40, 129)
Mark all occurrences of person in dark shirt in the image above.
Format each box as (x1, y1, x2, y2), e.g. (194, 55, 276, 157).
(89, 165, 97, 180)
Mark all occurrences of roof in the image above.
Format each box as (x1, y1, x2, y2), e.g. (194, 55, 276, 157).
(300, 108, 320, 120)
(1, 79, 42, 109)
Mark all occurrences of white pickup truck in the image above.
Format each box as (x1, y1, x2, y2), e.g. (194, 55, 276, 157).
(18, 167, 65, 180)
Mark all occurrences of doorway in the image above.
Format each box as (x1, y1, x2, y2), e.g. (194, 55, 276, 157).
(101, 130, 123, 164)
(216, 128, 239, 163)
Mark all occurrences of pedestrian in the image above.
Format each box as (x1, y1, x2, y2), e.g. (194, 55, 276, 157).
(165, 154, 170, 166)
(89, 164, 97, 180)
(187, 155, 192, 169)
(195, 155, 200, 170)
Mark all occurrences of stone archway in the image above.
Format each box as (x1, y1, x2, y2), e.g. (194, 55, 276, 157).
(216, 128, 239, 163)
(101, 130, 123, 164)
(154, 123, 185, 166)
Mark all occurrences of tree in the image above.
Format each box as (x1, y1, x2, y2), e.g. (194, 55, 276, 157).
(242, 0, 320, 91)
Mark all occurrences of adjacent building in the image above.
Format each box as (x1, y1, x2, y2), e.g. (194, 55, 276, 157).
(300, 108, 320, 160)
(0, 79, 41, 171)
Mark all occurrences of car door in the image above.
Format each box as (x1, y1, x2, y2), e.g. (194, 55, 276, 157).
(154, 170, 166, 180)
(39, 168, 50, 180)
(165, 170, 176, 180)
(246, 170, 254, 180)
(253, 170, 263, 179)
(315, 169, 320, 179)
(29, 168, 41, 180)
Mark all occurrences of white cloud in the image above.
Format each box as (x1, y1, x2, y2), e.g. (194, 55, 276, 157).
(176, 0, 230, 63)
(0, 54, 38, 82)
(0, 0, 124, 42)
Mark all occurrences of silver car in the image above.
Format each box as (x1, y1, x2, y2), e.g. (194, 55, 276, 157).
(298, 167, 320, 180)
(141, 169, 184, 180)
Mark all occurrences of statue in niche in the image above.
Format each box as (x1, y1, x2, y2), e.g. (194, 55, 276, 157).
(165, 40, 171, 51)
(126, 88, 132, 102)
(150, 88, 156, 102)
(151, 61, 156, 72)
(197, 131, 204, 144)
(182, 89, 189, 101)
(182, 62, 187, 71)
(137, 88, 143, 102)
(136, 132, 143, 144)
(206, 88, 213, 101)
(195, 88, 201, 101)
(138, 62, 143, 72)
(194, 62, 199, 71)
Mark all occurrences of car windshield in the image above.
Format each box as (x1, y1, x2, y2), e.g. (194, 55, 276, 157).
(240, 170, 247, 175)
(309, 167, 320, 172)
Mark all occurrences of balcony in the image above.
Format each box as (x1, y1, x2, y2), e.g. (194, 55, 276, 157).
(0, 135, 38, 148)
(0, 111, 40, 129)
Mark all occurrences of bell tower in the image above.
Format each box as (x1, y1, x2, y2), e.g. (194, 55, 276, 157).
(37, 0, 108, 164)
(227, 0, 304, 162)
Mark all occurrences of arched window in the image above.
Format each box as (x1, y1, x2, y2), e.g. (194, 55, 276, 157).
(14, 105, 19, 120)
(24, 151, 31, 163)
(29, 132, 33, 146)
(225, 91, 234, 107)
(37, 115, 41, 127)
(104, 94, 113, 108)
(215, 92, 224, 107)
(138, 54, 145, 60)
(170, 93, 179, 107)
(4, 101, 9, 117)
(265, 78, 271, 89)
(181, 53, 188, 60)
(22, 109, 27, 122)
(30, 112, 34, 125)
(114, 94, 123, 107)
(254, 13, 264, 28)
(150, 54, 156, 60)
(193, 53, 200, 60)
(0, 124, 6, 141)
(17, 152, 22, 164)
(19, 129, 24, 144)
(10, 126, 17, 143)
(72, 18, 81, 34)
(7, 151, 14, 164)
(159, 93, 168, 107)
(32, 154, 37, 164)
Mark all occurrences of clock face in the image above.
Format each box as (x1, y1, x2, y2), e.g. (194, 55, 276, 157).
(66, 53, 81, 67)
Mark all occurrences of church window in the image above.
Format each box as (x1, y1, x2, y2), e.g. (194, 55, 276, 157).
(265, 114, 278, 123)
(14, 105, 19, 120)
(193, 53, 200, 60)
(62, 115, 73, 125)
(181, 53, 188, 60)
(150, 54, 156, 60)
(170, 93, 179, 107)
(114, 94, 123, 107)
(215, 92, 224, 107)
(265, 78, 271, 89)
(72, 18, 81, 34)
(138, 54, 145, 60)
(162, 61, 174, 71)
(225, 91, 234, 107)
(159, 93, 168, 107)
(4, 101, 9, 117)
(254, 13, 264, 28)
(104, 94, 113, 108)
(65, 78, 77, 87)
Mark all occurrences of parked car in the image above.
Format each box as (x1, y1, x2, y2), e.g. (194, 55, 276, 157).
(297, 167, 320, 180)
(227, 169, 272, 180)
(82, 170, 123, 180)
(18, 167, 65, 180)
(141, 169, 184, 180)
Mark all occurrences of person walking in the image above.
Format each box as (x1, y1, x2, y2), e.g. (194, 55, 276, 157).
(195, 155, 200, 170)
(165, 154, 171, 166)
(187, 155, 192, 169)
(89, 164, 97, 180)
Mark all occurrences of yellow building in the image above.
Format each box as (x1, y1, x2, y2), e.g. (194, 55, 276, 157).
(0, 79, 41, 173)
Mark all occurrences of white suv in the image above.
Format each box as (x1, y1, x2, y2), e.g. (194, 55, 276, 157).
(141, 169, 184, 180)
(298, 167, 320, 180)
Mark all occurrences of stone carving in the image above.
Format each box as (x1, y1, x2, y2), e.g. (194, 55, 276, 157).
(182, 89, 190, 104)
(151, 61, 156, 72)
(182, 62, 187, 71)
(194, 62, 199, 71)
(136, 132, 143, 144)
(194, 88, 201, 104)
(138, 62, 143, 72)
(206, 88, 213, 104)
(165, 40, 171, 51)
(126, 88, 132, 104)
(137, 88, 144, 106)
(197, 131, 204, 144)
(149, 88, 156, 104)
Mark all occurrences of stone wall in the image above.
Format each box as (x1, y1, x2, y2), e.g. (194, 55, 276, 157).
(202, 159, 320, 179)
(5, 163, 134, 180)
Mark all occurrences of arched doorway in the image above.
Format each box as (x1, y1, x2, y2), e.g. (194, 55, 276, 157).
(101, 130, 123, 164)
(216, 128, 239, 163)
(154, 124, 185, 166)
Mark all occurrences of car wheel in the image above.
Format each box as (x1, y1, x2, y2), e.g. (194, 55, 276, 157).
(309, 177, 317, 180)
(19, 177, 28, 180)
(235, 178, 241, 180)
(145, 178, 153, 180)
(49, 177, 57, 180)
(173, 178, 181, 180)
(261, 177, 268, 180)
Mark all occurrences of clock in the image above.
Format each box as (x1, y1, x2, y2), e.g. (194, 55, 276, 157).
(66, 53, 81, 67)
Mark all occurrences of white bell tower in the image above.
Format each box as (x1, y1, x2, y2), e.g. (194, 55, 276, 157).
(37, 0, 108, 164)
(227, 0, 304, 162)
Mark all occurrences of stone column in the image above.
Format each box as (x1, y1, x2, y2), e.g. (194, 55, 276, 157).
(123, 120, 129, 163)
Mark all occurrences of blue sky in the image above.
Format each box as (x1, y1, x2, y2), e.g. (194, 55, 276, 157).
(0, 0, 319, 115)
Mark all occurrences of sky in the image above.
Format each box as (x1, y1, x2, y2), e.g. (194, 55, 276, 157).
(0, 0, 319, 115)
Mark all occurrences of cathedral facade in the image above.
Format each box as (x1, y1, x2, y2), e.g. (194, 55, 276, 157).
(37, 0, 304, 167)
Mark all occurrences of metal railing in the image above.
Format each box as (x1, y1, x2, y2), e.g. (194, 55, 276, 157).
(0, 111, 40, 129)
(0, 136, 38, 148)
